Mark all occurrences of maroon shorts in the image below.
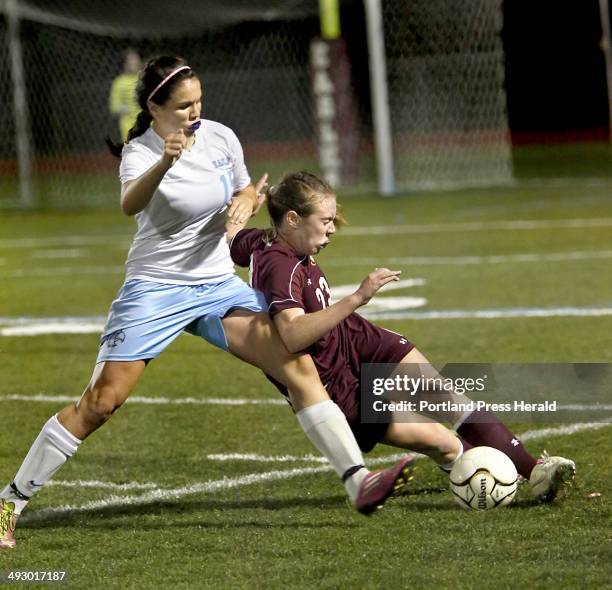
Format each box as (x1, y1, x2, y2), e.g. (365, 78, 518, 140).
(323, 314, 414, 452)
(267, 314, 414, 453)
(341, 313, 414, 371)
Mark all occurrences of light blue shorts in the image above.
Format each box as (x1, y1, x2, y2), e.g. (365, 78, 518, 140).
(96, 275, 266, 362)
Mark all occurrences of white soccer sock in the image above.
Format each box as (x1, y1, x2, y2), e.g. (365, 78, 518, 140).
(439, 438, 465, 472)
(295, 400, 368, 502)
(1, 415, 81, 514)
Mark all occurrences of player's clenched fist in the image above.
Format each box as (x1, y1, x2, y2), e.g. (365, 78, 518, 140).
(162, 128, 188, 167)
(355, 267, 401, 305)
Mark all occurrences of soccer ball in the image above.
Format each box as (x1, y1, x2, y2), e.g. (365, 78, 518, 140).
(449, 446, 518, 510)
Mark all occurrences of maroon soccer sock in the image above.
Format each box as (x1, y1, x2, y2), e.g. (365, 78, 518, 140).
(455, 410, 537, 478)
(459, 437, 474, 453)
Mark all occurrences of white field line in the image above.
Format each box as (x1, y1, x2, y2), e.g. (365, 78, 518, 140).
(353, 296, 428, 312)
(206, 453, 330, 463)
(331, 279, 428, 311)
(0, 393, 287, 406)
(0, 266, 124, 279)
(515, 177, 612, 189)
(518, 420, 612, 440)
(0, 236, 131, 249)
(0, 276, 429, 335)
(2, 218, 611, 250)
(1, 394, 609, 412)
(31, 249, 86, 259)
(340, 218, 612, 236)
(0, 277, 424, 335)
(47, 480, 159, 491)
(18, 420, 611, 522)
(0, 315, 106, 326)
(1, 251, 611, 281)
(1, 322, 105, 336)
(557, 404, 612, 411)
(455, 189, 612, 214)
(20, 466, 332, 522)
(331, 278, 426, 298)
(362, 306, 612, 321)
(44, 456, 409, 495)
(32, 420, 612, 491)
(205, 421, 612, 465)
(4, 303, 612, 337)
(203, 453, 406, 465)
(325, 250, 612, 267)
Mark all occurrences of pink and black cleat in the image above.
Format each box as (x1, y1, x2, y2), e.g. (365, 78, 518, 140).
(354, 455, 415, 515)
(0, 498, 17, 550)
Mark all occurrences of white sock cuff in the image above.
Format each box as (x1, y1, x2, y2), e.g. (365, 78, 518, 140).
(44, 415, 82, 457)
(441, 438, 465, 471)
(296, 400, 342, 431)
(452, 409, 475, 432)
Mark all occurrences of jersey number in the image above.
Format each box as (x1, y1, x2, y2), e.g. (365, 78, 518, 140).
(220, 169, 235, 204)
(315, 276, 331, 309)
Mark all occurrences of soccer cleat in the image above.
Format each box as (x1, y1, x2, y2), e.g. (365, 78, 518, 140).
(354, 455, 415, 515)
(0, 498, 17, 550)
(529, 451, 576, 502)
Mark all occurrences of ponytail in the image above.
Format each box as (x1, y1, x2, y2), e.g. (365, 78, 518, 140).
(105, 136, 124, 158)
(105, 110, 153, 158)
(127, 111, 153, 143)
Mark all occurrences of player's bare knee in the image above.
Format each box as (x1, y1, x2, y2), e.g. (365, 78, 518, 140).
(280, 355, 317, 389)
(285, 357, 330, 409)
(82, 381, 126, 426)
(289, 353, 316, 377)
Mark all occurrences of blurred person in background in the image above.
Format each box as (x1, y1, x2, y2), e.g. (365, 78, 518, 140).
(109, 48, 143, 141)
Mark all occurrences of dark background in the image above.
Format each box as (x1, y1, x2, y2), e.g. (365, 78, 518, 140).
(502, 0, 609, 141)
(340, 0, 610, 142)
(1, 0, 610, 157)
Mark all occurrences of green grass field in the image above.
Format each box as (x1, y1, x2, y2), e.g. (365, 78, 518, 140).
(0, 169, 611, 588)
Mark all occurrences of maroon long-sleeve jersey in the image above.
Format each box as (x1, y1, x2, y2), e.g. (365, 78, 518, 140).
(230, 228, 413, 430)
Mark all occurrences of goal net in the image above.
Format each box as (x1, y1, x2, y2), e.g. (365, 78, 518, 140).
(0, 2, 324, 208)
(0, 0, 512, 208)
(383, 0, 513, 190)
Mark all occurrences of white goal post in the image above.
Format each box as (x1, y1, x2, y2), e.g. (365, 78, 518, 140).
(370, 0, 514, 193)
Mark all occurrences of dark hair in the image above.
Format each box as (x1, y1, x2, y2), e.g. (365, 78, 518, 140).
(265, 171, 346, 238)
(106, 55, 196, 158)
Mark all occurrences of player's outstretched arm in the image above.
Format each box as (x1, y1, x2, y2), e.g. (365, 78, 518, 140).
(274, 268, 401, 353)
(226, 173, 268, 241)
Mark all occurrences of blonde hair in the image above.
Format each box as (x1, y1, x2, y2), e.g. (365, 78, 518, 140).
(265, 172, 346, 239)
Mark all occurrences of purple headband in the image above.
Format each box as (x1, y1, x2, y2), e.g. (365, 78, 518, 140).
(147, 65, 191, 103)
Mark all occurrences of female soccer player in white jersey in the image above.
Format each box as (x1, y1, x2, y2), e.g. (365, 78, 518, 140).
(0, 58, 413, 549)
(228, 171, 576, 506)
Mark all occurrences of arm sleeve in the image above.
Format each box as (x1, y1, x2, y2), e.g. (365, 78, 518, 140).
(259, 253, 306, 317)
(226, 128, 251, 193)
(118, 142, 156, 184)
(229, 228, 266, 267)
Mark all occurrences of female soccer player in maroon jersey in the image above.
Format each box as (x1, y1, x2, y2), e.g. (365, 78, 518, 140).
(229, 171, 575, 503)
